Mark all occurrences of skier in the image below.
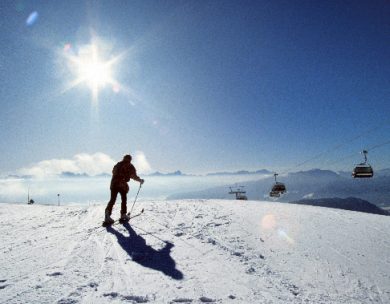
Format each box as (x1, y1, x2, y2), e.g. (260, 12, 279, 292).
(104, 154, 144, 225)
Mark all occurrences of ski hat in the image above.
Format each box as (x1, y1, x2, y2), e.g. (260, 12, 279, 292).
(123, 154, 132, 161)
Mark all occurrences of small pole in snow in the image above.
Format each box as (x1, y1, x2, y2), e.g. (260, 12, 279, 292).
(57, 194, 60, 206)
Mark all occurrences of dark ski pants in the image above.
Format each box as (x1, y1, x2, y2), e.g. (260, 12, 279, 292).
(105, 188, 128, 215)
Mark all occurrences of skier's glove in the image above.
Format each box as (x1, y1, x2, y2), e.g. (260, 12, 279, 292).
(140, 179, 145, 185)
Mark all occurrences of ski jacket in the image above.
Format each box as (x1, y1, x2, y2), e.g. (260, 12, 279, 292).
(110, 161, 140, 192)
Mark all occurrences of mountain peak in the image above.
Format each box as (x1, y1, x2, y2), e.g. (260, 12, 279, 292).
(148, 170, 187, 177)
(290, 169, 340, 178)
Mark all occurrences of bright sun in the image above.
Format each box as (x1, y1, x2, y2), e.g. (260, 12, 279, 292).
(64, 40, 122, 102)
(77, 45, 112, 89)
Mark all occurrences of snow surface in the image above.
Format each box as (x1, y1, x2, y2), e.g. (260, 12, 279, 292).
(1, 200, 389, 303)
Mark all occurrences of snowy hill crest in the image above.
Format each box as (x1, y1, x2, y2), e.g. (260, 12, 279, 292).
(1, 200, 390, 303)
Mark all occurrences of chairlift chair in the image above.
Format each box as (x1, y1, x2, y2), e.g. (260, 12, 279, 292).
(237, 194, 248, 200)
(352, 164, 374, 178)
(352, 150, 374, 178)
(269, 189, 281, 198)
(269, 173, 287, 197)
(229, 186, 248, 200)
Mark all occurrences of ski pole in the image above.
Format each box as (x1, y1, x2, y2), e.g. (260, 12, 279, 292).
(128, 182, 142, 217)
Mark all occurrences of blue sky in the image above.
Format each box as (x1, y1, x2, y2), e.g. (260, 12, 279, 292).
(0, 0, 389, 175)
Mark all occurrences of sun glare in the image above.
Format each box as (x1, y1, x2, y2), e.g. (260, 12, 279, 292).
(64, 39, 123, 103)
(77, 46, 112, 89)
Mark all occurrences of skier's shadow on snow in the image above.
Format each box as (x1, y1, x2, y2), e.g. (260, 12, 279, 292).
(106, 222, 183, 280)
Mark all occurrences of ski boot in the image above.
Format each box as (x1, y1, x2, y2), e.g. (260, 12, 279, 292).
(119, 213, 130, 223)
(102, 210, 115, 227)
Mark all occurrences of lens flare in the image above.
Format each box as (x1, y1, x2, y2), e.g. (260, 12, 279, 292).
(277, 229, 295, 244)
(261, 214, 296, 245)
(112, 83, 120, 93)
(261, 214, 277, 230)
(63, 43, 72, 53)
(26, 11, 38, 26)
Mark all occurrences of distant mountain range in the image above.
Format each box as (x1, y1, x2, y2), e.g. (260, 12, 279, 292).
(60, 172, 90, 178)
(290, 197, 389, 216)
(167, 168, 390, 207)
(5, 168, 274, 179)
(146, 169, 272, 177)
(5, 168, 390, 209)
(147, 170, 190, 177)
(206, 169, 272, 176)
(7, 168, 389, 179)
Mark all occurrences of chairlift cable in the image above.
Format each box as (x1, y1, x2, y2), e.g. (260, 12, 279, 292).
(278, 121, 390, 175)
(366, 139, 390, 152)
(326, 138, 390, 166)
(264, 121, 389, 197)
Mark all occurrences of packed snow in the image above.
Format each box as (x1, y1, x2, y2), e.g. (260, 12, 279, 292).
(1, 200, 389, 303)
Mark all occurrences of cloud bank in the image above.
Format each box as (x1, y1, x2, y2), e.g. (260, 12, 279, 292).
(17, 152, 153, 178)
(18, 153, 115, 177)
(132, 151, 153, 175)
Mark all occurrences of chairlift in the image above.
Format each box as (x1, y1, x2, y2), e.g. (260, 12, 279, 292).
(352, 150, 374, 178)
(269, 173, 286, 197)
(229, 186, 248, 200)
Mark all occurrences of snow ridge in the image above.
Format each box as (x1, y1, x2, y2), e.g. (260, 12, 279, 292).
(1, 200, 389, 303)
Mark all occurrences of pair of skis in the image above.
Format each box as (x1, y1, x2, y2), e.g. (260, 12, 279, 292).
(102, 208, 144, 227)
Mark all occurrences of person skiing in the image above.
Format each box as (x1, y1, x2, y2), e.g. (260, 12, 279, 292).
(104, 154, 144, 225)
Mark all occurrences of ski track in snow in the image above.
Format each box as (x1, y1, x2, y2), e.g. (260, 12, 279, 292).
(0, 200, 389, 303)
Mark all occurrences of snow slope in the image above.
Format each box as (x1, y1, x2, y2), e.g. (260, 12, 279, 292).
(1, 200, 389, 303)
